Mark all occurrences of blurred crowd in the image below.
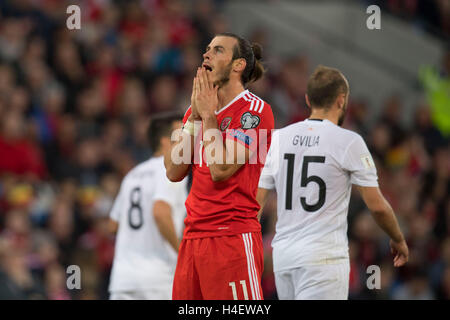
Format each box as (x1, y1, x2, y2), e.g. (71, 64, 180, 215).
(0, 0, 448, 300)
(363, 0, 450, 40)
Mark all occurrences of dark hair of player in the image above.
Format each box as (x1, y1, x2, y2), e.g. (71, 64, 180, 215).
(147, 112, 183, 152)
(216, 32, 265, 87)
(306, 65, 349, 109)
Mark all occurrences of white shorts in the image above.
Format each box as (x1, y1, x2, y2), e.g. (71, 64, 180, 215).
(274, 262, 350, 300)
(109, 288, 172, 300)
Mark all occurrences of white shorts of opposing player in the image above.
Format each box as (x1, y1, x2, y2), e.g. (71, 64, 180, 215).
(274, 260, 350, 300)
(109, 285, 173, 300)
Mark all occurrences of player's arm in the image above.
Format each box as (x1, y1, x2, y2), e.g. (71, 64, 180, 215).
(153, 200, 180, 253)
(256, 188, 271, 221)
(202, 115, 250, 182)
(356, 186, 409, 267)
(164, 118, 194, 182)
(195, 68, 252, 181)
(108, 218, 119, 234)
(256, 133, 277, 221)
(165, 75, 201, 182)
(108, 182, 125, 235)
(345, 135, 408, 267)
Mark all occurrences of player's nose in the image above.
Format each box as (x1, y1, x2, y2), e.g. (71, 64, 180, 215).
(202, 51, 211, 61)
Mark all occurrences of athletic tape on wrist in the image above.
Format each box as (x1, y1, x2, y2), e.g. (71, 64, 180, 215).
(182, 120, 194, 136)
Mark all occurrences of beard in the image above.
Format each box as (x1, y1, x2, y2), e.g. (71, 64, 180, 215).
(213, 60, 233, 88)
(338, 104, 348, 127)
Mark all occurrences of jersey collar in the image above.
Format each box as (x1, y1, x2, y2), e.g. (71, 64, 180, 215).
(214, 89, 248, 115)
(306, 118, 335, 126)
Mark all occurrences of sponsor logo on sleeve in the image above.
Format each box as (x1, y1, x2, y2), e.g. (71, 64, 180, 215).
(228, 128, 253, 146)
(361, 154, 375, 169)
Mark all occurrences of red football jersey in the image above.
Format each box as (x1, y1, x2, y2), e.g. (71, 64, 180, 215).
(182, 90, 274, 239)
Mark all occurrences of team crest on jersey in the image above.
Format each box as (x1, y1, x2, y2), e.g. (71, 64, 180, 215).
(240, 112, 260, 129)
(220, 117, 232, 131)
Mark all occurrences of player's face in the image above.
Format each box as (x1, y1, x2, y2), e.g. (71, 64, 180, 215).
(202, 36, 236, 88)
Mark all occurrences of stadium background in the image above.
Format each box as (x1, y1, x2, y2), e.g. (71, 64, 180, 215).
(0, 0, 448, 300)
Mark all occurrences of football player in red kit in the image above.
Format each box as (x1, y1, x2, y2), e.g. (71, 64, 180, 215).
(165, 33, 274, 300)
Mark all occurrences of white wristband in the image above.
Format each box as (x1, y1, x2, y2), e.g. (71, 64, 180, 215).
(182, 120, 195, 136)
(193, 120, 201, 136)
(183, 120, 201, 136)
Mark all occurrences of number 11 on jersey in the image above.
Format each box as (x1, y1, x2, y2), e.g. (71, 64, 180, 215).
(228, 280, 249, 300)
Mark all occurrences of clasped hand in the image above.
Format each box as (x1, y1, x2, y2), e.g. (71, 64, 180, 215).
(190, 67, 218, 120)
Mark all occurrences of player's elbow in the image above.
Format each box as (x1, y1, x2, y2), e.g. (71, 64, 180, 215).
(370, 204, 393, 218)
(164, 157, 186, 182)
(367, 198, 394, 220)
(166, 166, 187, 182)
(359, 187, 393, 217)
(166, 170, 183, 182)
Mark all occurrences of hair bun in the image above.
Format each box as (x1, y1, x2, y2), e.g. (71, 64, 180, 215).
(251, 43, 263, 60)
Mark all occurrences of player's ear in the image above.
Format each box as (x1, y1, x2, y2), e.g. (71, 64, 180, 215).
(336, 93, 346, 110)
(305, 94, 311, 109)
(233, 58, 246, 73)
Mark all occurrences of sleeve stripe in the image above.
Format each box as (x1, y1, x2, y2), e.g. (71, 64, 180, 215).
(243, 93, 264, 114)
(248, 92, 265, 113)
(254, 99, 260, 112)
(258, 101, 264, 113)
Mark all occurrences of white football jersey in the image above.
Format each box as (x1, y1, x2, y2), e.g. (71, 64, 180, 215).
(258, 119, 378, 272)
(108, 156, 188, 293)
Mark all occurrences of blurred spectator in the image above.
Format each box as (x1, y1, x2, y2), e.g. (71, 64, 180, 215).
(371, 0, 448, 39)
(413, 104, 446, 155)
(0, 224, 46, 299)
(148, 74, 179, 113)
(271, 54, 310, 127)
(0, 111, 47, 179)
(379, 94, 406, 147)
(44, 263, 71, 300)
(392, 268, 435, 300)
